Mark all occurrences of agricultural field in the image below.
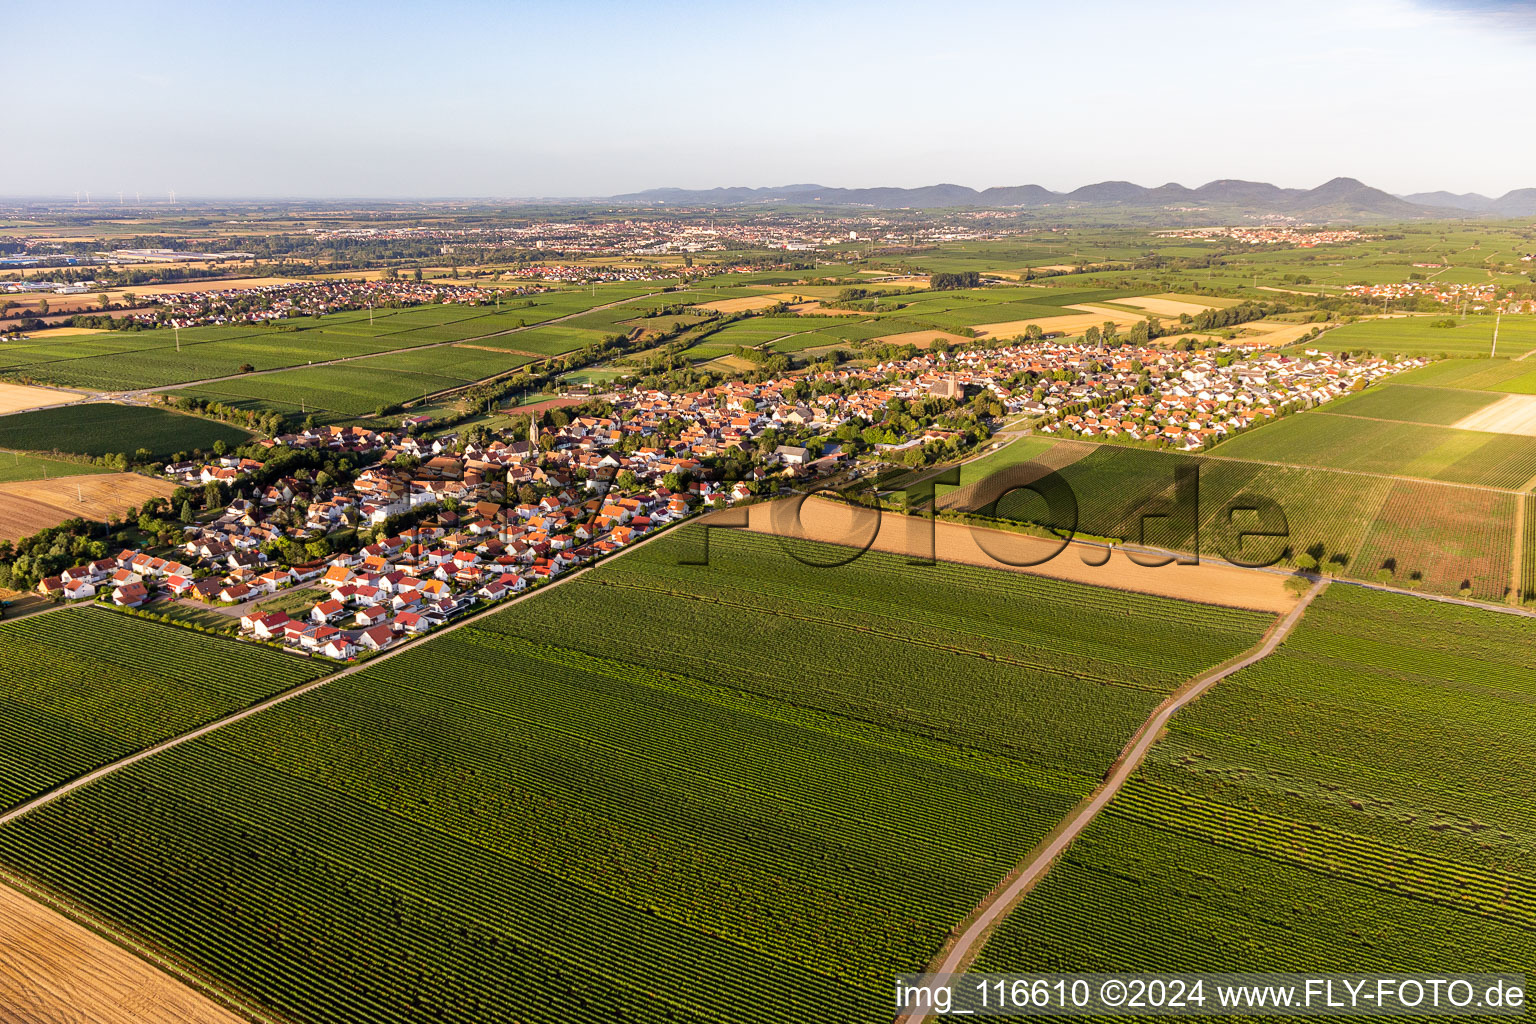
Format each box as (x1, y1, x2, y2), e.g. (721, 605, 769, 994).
(0, 283, 661, 392)
(0, 529, 1273, 1024)
(0, 450, 111, 484)
(0, 608, 329, 811)
(1309, 315, 1536, 359)
(1321, 383, 1501, 425)
(1349, 481, 1517, 600)
(0, 404, 251, 460)
(1523, 495, 1536, 604)
(1210, 409, 1536, 489)
(952, 438, 1516, 595)
(1392, 357, 1536, 394)
(0, 473, 175, 543)
(975, 586, 1536, 979)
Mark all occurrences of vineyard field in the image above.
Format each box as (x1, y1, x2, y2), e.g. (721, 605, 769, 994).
(975, 586, 1536, 979)
(0, 608, 328, 812)
(1309, 315, 1536, 359)
(0, 404, 251, 459)
(1321, 383, 1500, 425)
(1210, 410, 1536, 489)
(1347, 481, 1516, 600)
(0, 530, 1272, 1024)
(1523, 495, 1536, 604)
(1391, 358, 1536, 393)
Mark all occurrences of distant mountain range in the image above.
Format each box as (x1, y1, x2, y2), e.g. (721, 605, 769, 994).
(609, 177, 1536, 221)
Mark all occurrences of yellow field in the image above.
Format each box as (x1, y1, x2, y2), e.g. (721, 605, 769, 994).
(1453, 394, 1536, 437)
(740, 497, 1296, 614)
(973, 306, 1145, 340)
(0, 382, 80, 414)
(0, 881, 247, 1024)
(696, 293, 804, 313)
(0, 474, 175, 542)
(19, 327, 108, 340)
(870, 328, 974, 348)
(1116, 295, 1219, 318)
(1238, 320, 1323, 347)
(118, 276, 304, 296)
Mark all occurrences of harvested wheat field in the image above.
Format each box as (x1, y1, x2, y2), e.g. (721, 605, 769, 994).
(1453, 394, 1536, 436)
(19, 327, 108, 341)
(0, 881, 248, 1024)
(787, 301, 865, 316)
(1237, 320, 1322, 347)
(0, 474, 173, 541)
(696, 293, 803, 314)
(739, 496, 1296, 613)
(115, 277, 304, 297)
(973, 308, 1144, 340)
(871, 328, 973, 348)
(1115, 295, 1218, 318)
(0, 383, 81, 415)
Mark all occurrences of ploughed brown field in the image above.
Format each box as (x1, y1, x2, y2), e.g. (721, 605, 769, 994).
(0, 474, 175, 542)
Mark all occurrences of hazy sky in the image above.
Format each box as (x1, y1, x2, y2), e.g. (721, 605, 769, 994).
(8, 0, 1535, 198)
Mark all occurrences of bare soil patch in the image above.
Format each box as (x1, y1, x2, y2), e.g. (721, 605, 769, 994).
(696, 293, 802, 314)
(0, 881, 247, 1024)
(973, 308, 1144, 340)
(742, 497, 1296, 613)
(1452, 393, 1536, 436)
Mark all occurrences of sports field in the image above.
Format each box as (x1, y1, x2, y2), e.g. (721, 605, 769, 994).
(0, 529, 1273, 1024)
(975, 586, 1536, 979)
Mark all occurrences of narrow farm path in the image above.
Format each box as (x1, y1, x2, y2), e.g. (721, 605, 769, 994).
(897, 578, 1329, 1024)
(0, 510, 688, 831)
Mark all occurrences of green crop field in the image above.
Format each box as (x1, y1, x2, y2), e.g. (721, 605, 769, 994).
(0, 404, 251, 459)
(1523, 495, 1536, 604)
(959, 440, 1514, 596)
(975, 586, 1536, 980)
(0, 284, 659, 392)
(1392, 358, 1536, 394)
(1322, 383, 1501, 425)
(0, 608, 329, 812)
(0, 529, 1272, 1024)
(1312, 315, 1536, 359)
(0, 450, 111, 483)
(1210, 409, 1536, 489)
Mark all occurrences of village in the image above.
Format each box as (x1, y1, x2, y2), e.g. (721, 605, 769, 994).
(26, 327, 1418, 653)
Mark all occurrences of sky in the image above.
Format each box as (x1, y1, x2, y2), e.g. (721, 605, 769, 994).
(8, 0, 1536, 199)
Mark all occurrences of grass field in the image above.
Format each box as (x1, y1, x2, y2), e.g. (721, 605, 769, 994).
(975, 586, 1536, 980)
(1210, 409, 1536, 489)
(0, 450, 111, 484)
(0, 530, 1273, 1024)
(0, 608, 329, 812)
(0, 404, 251, 459)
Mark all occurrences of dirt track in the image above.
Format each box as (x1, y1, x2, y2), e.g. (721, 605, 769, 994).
(742, 497, 1297, 613)
(0, 881, 247, 1024)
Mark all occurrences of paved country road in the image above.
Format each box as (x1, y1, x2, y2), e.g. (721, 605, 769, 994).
(897, 577, 1329, 1024)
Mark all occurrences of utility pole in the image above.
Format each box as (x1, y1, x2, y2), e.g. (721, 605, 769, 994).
(1492, 312, 1502, 358)
(175, 326, 181, 352)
